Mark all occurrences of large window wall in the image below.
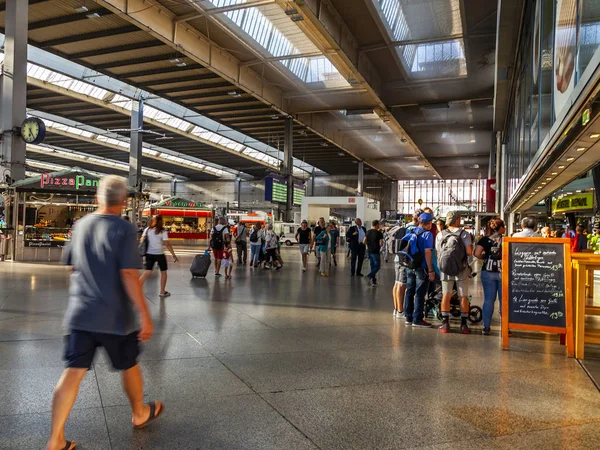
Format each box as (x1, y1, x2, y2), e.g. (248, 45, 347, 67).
(397, 179, 487, 216)
(505, 0, 600, 202)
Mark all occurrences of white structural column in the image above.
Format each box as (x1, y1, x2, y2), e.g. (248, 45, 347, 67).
(0, 0, 28, 182)
(129, 98, 144, 191)
(284, 117, 294, 222)
(390, 180, 398, 216)
(357, 162, 364, 196)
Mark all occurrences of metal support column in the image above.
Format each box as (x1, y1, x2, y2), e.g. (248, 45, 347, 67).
(236, 178, 242, 208)
(357, 162, 364, 196)
(0, 0, 28, 183)
(129, 98, 144, 191)
(499, 143, 507, 221)
(283, 117, 294, 222)
(390, 181, 398, 218)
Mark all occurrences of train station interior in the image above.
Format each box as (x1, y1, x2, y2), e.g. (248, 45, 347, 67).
(0, 1, 599, 449)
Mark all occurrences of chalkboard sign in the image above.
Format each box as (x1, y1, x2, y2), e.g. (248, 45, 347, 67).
(508, 242, 566, 328)
(502, 237, 573, 356)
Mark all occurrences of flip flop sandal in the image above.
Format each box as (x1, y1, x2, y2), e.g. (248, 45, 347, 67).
(62, 441, 76, 450)
(159, 292, 171, 298)
(133, 401, 164, 430)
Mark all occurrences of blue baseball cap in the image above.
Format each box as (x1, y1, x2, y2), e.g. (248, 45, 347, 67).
(418, 212, 434, 223)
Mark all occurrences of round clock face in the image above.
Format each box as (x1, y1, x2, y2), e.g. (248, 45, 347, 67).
(21, 118, 46, 144)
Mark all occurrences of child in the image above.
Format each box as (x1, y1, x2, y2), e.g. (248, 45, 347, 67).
(222, 244, 233, 279)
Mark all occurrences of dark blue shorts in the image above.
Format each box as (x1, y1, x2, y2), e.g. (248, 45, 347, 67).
(64, 330, 140, 370)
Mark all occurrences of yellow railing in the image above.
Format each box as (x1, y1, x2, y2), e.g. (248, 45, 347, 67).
(571, 253, 600, 359)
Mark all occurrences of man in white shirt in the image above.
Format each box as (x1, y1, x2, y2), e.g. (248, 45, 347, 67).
(235, 222, 248, 265)
(513, 217, 538, 237)
(210, 217, 231, 277)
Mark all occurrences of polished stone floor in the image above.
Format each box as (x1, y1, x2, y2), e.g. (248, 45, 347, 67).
(0, 246, 599, 449)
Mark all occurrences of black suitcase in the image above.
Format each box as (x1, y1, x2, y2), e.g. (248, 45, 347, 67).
(191, 253, 211, 278)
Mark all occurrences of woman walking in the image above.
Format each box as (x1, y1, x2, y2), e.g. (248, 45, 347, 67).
(473, 217, 505, 335)
(316, 223, 335, 277)
(140, 215, 178, 297)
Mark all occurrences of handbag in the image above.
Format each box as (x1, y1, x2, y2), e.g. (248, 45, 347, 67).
(138, 229, 148, 257)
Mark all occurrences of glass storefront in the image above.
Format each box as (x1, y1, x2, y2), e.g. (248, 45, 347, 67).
(504, 0, 600, 203)
(397, 179, 488, 215)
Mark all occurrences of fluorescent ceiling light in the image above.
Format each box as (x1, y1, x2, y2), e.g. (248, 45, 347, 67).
(74, 5, 89, 13)
(566, 157, 575, 161)
(86, 12, 101, 19)
(576, 147, 586, 152)
(558, 165, 565, 169)
(590, 133, 600, 138)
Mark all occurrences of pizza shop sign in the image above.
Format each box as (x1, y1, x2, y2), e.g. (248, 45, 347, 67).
(40, 173, 99, 190)
(164, 200, 203, 208)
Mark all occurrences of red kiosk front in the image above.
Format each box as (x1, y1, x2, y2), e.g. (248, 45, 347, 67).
(143, 197, 213, 241)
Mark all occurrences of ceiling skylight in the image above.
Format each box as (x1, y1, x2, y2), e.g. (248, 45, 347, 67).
(206, 0, 350, 87)
(373, 0, 467, 79)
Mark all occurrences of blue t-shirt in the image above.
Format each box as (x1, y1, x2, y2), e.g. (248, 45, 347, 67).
(415, 226, 434, 269)
(63, 214, 141, 335)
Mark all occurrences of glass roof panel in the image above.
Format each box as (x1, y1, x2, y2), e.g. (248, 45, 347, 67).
(396, 38, 467, 79)
(374, 0, 463, 42)
(205, 0, 349, 87)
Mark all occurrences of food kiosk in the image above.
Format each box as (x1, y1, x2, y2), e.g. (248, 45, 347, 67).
(11, 168, 101, 261)
(143, 196, 214, 241)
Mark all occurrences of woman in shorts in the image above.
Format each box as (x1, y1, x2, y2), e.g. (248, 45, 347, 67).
(140, 215, 178, 297)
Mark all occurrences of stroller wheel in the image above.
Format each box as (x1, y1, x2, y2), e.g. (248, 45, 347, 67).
(469, 305, 483, 324)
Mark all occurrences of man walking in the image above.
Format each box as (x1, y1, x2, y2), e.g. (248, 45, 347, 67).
(46, 176, 162, 450)
(436, 211, 473, 334)
(348, 218, 367, 276)
(210, 216, 231, 277)
(403, 212, 435, 328)
(313, 217, 326, 270)
(235, 221, 248, 264)
(364, 220, 384, 286)
(295, 220, 312, 272)
(513, 217, 538, 237)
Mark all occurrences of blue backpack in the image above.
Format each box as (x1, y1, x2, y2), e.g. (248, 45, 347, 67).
(397, 228, 425, 269)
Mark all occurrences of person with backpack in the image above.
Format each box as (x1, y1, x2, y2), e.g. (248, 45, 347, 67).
(399, 212, 435, 327)
(249, 222, 265, 268)
(210, 217, 230, 277)
(436, 211, 473, 334)
(316, 223, 335, 276)
(474, 217, 505, 336)
(264, 223, 281, 270)
(391, 210, 421, 318)
(234, 221, 248, 265)
(312, 218, 326, 270)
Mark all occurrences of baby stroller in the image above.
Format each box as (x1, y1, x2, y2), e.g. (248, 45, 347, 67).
(424, 276, 483, 324)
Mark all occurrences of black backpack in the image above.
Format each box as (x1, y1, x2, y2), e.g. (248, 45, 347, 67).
(210, 227, 225, 250)
(249, 228, 259, 243)
(437, 229, 468, 276)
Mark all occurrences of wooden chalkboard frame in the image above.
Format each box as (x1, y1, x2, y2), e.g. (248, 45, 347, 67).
(502, 237, 573, 357)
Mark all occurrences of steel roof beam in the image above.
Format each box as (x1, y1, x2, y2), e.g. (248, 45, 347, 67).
(28, 9, 113, 31)
(27, 77, 276, 171)
(138, 73, 222, 88)
(38, 25, 140, 48)
(174, 0, 276, 23)
(0, 0, 49, 12)
(94, 53, 184, 70)
(117, 63, 204, 79)
(29, 109, 245, 179)
(20, 38, 318, 175)
(68, 41, 166, 59)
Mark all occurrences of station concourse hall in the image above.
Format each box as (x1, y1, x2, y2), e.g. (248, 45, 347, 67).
(1, 1, 600, 449)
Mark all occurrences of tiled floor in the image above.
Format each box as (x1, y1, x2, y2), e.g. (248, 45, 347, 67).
(0, 246, 599, 449)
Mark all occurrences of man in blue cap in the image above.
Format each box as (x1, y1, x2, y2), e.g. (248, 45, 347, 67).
(403, 212, 436, 327)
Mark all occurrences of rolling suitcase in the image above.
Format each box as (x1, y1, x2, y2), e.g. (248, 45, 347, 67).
(190, 252, 211, 278)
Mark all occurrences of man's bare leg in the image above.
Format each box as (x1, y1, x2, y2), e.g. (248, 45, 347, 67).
(46, 368, 87, 450)
(122, 364, 163, 427)
(139, 270, 151, 285)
